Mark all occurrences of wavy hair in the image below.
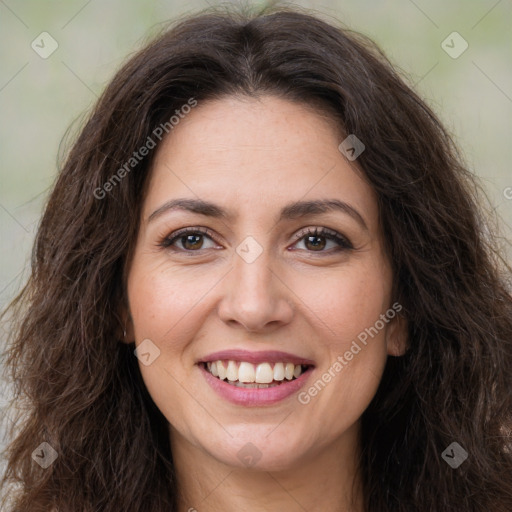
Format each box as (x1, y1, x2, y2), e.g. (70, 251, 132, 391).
(1, 4, 511, 511)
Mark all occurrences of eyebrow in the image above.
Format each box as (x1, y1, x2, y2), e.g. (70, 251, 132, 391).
(148, 198, 368, 230)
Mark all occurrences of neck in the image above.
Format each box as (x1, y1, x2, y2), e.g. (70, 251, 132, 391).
(170, 422, 365, 512)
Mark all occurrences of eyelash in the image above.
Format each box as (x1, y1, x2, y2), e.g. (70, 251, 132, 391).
(158, 226, 353, 254)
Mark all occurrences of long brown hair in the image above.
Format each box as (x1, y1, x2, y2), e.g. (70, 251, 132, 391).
(1, 4, 511, 511)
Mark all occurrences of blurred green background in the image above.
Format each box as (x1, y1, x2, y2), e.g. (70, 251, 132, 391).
(1, 0, 511, 309)
(1, 1, 511, 312)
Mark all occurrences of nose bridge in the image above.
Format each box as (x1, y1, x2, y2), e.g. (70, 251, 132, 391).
(232, 239, 275, 305)
(217, 236, 293, 330)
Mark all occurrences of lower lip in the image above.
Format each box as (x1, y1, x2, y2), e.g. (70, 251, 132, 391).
(199, 364, 314, 406)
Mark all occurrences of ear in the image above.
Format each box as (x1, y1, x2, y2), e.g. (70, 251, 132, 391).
(385, 311, 408, 356)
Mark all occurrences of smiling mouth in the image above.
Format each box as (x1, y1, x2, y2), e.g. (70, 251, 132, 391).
(201, 360, 313, 388)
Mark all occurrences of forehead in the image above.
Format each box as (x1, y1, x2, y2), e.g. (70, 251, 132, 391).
(144, 95, 378, 230)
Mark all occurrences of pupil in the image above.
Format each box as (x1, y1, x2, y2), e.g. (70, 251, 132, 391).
(184, 234, 202, 250)
(306, 235, 325, 250)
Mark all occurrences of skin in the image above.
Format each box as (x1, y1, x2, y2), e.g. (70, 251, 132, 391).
(124, 95, 407, 512)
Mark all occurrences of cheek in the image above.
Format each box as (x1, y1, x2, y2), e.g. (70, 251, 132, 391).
(127, 257, 216, 344)
(292, 258, 391, 418)
(126, 259, 211, 432)
(297, 258, 392, 352)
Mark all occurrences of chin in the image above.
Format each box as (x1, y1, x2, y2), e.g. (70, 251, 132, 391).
(208, 429, 310, 472)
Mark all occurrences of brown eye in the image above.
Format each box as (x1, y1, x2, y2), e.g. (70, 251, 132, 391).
(303, 234, 327, 251)
(293, 227, 353, 253)
(180, 233, 205, 250)
(160, 227, 218, 252)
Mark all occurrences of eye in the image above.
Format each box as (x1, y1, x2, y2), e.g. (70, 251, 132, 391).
(159, 226, 353, 254)
(159, 227, 219, 252)
(291, 227, 353, 253)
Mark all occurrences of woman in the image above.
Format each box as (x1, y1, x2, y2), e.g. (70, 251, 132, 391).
(1, 4, 511, 511)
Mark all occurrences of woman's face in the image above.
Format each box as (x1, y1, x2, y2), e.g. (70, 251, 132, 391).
(126, 95, 406, 472)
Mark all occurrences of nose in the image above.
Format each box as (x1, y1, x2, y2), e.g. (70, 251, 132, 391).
(217, 247, 294, 333)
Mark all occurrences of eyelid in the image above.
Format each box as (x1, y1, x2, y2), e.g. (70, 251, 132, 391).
(158, 226, 220, 249)
(293, 226, 342, 241)
(159, 225, 353, 254)
(291, 226, 353, 250)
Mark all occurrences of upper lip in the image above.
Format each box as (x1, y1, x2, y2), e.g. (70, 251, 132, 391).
(199, 349, 315, 366)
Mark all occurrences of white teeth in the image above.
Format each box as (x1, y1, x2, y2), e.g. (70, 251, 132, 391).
(205, 360, 308, 384)
(255, 363, 274, 384)
(226, 360, 238, 381)
(285, 363, 295, 380)
(273, 362, 285, 381)
(238, 362, 255, 383)
(217, 361, 227, 380)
